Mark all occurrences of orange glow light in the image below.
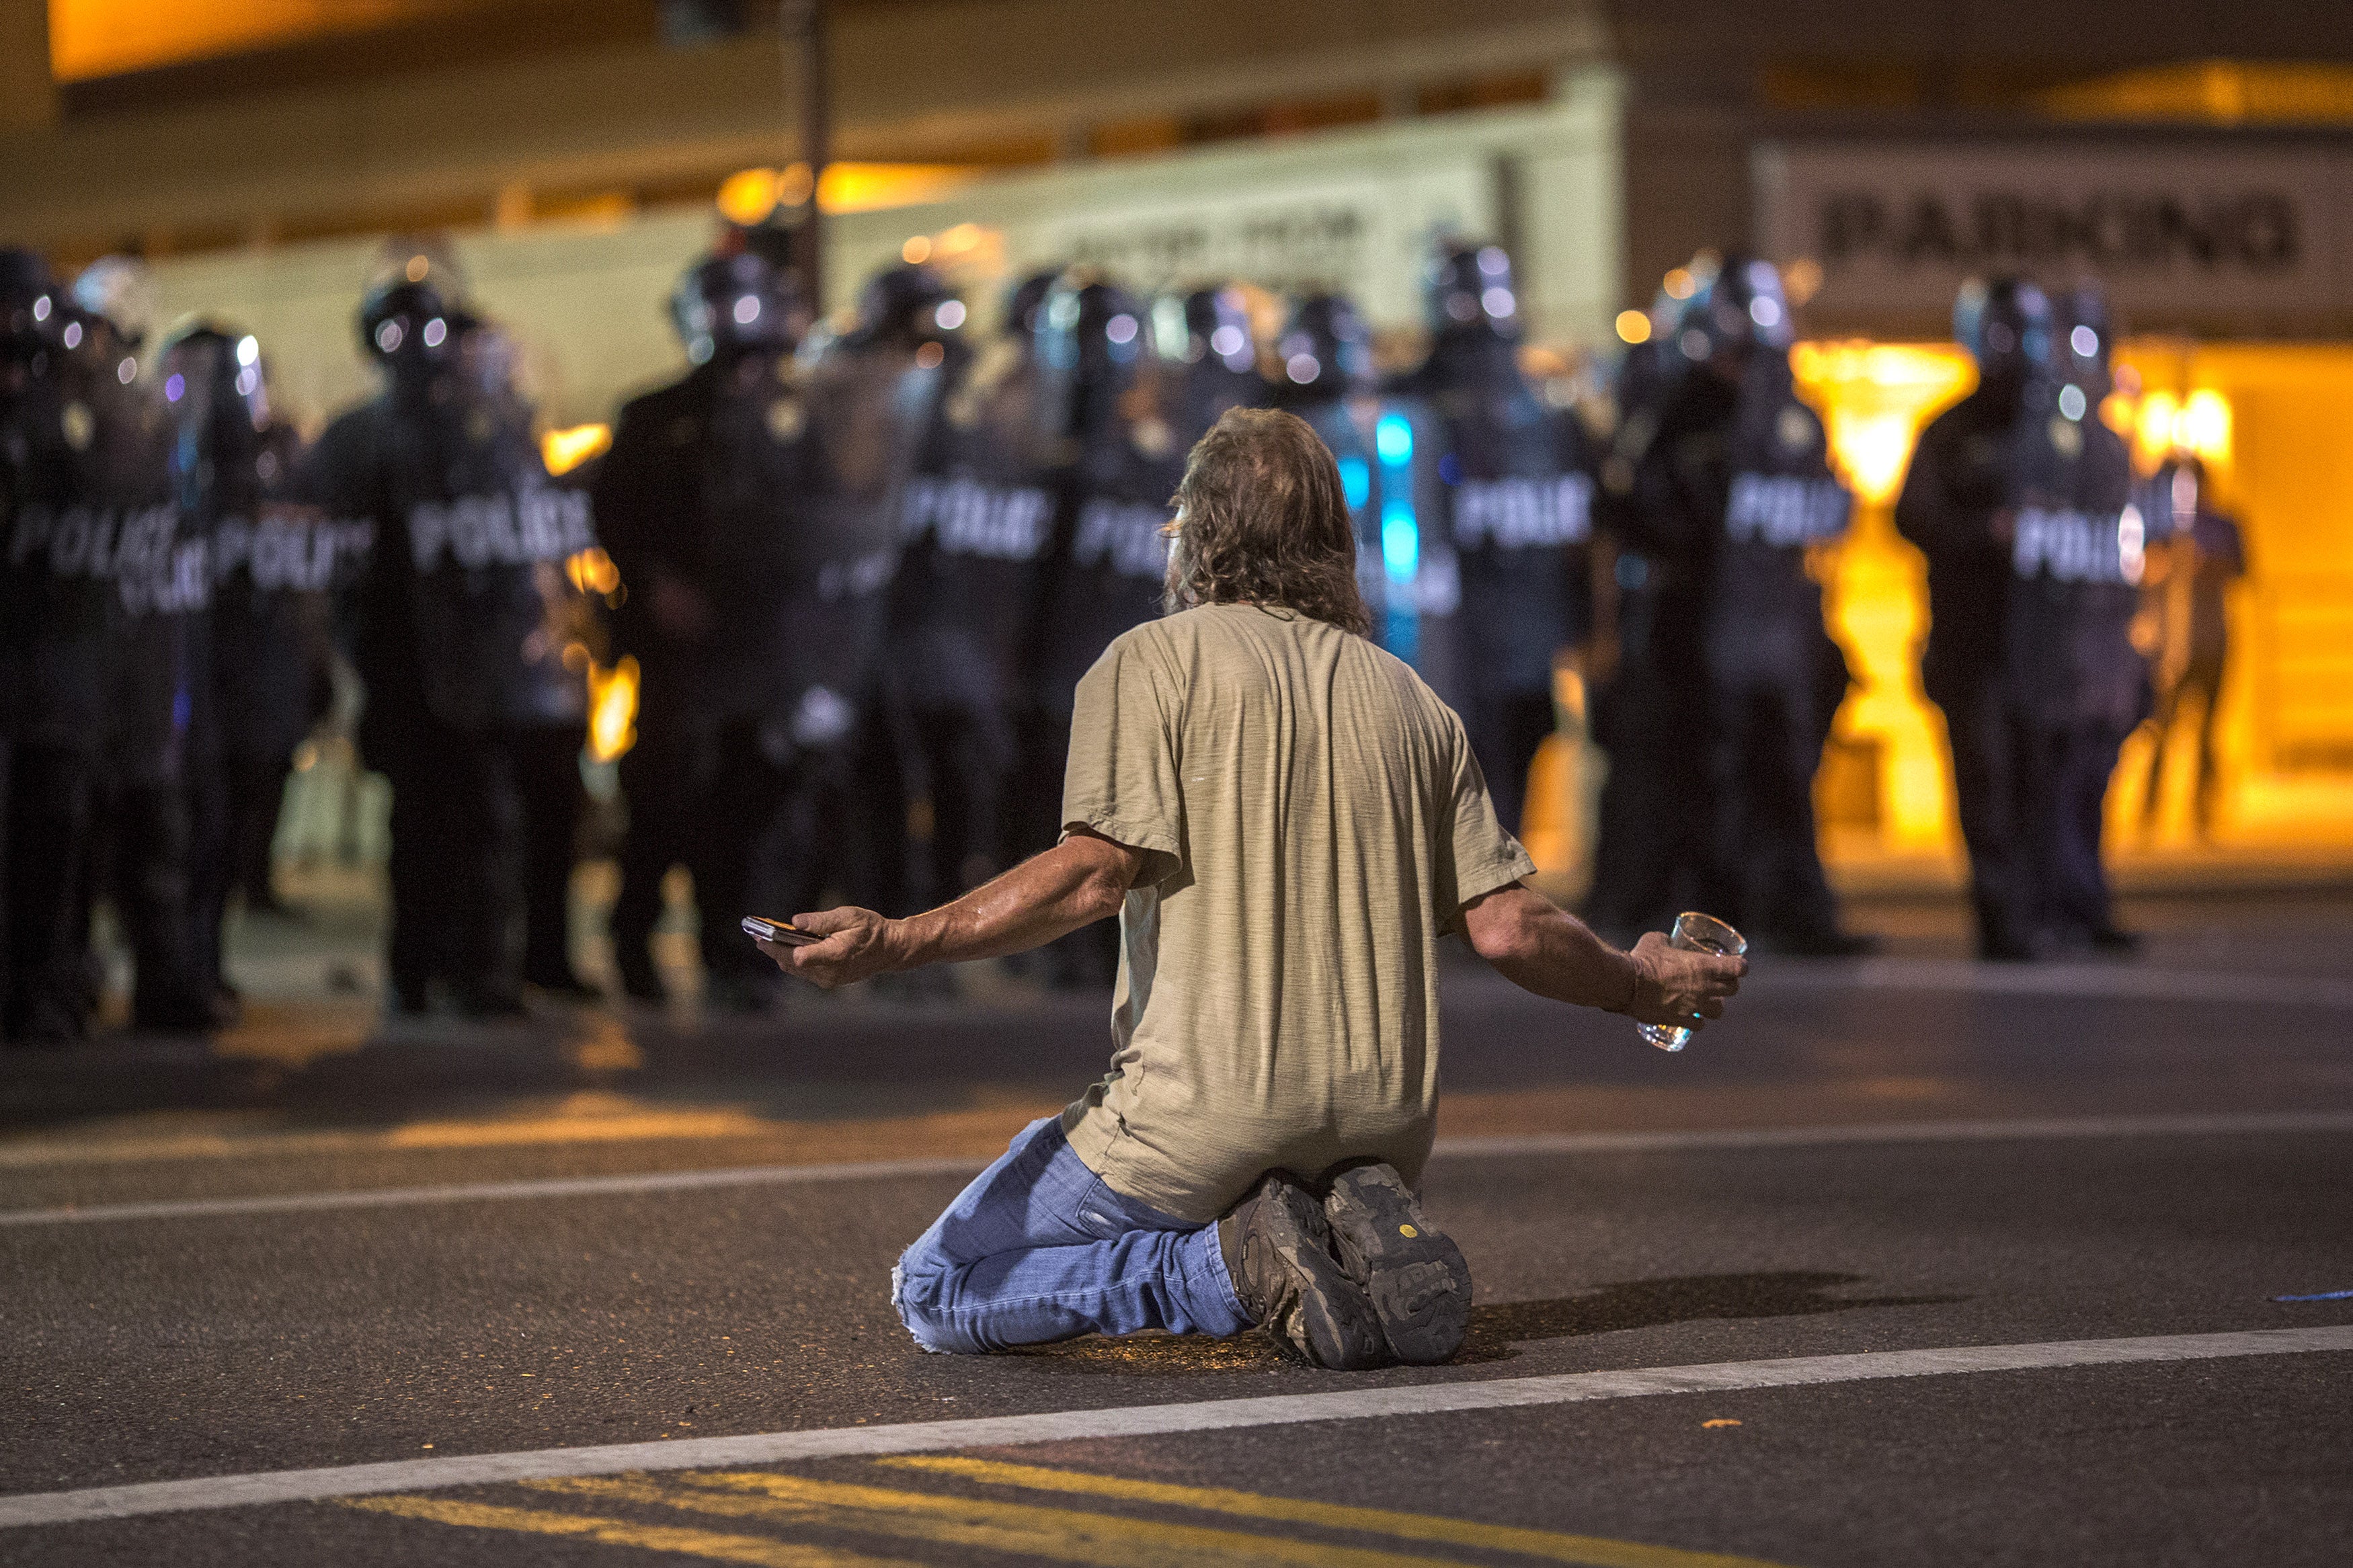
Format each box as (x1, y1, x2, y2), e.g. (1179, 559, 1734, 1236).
(542, 423, 611, 478)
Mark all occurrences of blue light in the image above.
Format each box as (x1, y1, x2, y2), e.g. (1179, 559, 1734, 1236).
(1374, 412, 1413, 464)
(1381, 502, 1419, 583)
(1337, 456, 1371, 512)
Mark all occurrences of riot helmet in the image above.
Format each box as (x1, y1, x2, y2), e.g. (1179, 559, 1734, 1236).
(1, 248, 65, 368)
(1424, 240, 1521, 341)
(1277, 291, 1376, 399)
(1674, 253, 1792, 368)
(1035, 273, 1152, 442)
(1172, 285, 1257, 372)
(1003, 268, 1061, 339)
(2053, 282, 2113, 403)
(158, 320, 273, 472)
(360, 239, 469, 390)
(1954, 275, 2052, 389)
(670, 250, 804, 366)
(847, 261, 961, 350)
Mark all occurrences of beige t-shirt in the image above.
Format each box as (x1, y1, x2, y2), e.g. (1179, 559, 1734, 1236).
(1058, 602, 1536, 1223)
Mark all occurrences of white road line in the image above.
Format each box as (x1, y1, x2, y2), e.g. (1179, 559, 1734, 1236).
(4, 1325, 2348, 1529)
(7, 1110, 2352, 1230)
(1753, 958, 2353, 1009)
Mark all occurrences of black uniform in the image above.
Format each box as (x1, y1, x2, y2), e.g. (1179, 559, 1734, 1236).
(298, 290, 594, 1014)
(2, 255, 118, 1041)
(600, 255, 931, 1007)
(1663, 350, 1857, 949)
(881, 294, 1060, 911)
(160, 324, 340, 1005)
(2001, 294, 2147, 952)
(93, 339, 225, 1030)
(1398, 243, 1593, 835)
(1585, 326, 1702, 938)
(1895, 277, 2053, 960)
(1400, 246, 1593, 835)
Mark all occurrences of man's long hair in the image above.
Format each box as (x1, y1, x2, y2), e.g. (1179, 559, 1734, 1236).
(1162, 407, 1372, 636)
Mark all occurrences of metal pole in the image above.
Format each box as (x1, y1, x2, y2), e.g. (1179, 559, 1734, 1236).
(784, 0, 828, 311)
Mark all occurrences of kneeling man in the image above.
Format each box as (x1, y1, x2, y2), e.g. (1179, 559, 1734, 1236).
(761, 408, 1745, 1368)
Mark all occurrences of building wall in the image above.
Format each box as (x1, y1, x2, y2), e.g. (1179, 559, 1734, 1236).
(147, 85, 1627, 430)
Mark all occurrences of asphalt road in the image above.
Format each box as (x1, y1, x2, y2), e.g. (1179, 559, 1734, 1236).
(3, 889, 2351, 1566)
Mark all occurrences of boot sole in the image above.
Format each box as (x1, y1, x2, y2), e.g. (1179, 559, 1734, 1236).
(1252, 1178, 1390, 1370)
(1324, 1164, 1472, 1364)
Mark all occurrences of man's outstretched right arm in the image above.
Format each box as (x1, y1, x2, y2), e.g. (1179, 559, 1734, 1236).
(1460, 882, 1745, 1032)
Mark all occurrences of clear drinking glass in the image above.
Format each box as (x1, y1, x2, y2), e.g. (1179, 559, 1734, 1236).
(1637, 912, 1747, 1053)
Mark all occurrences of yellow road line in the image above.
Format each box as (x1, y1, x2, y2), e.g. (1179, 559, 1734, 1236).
(881, 1456, 1795, 1568)
(344, 1495, 918, 1566)
(532, 1472, 1475, 1568)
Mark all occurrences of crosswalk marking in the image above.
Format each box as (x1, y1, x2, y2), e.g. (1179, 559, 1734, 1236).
(534, 1471, 1478, 1567)
(348, 1494, 916, 1566)
(882, 1456, 1781, 1568)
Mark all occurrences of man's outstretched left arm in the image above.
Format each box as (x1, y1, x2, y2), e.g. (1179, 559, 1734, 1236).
(755, 828, 1146, 989)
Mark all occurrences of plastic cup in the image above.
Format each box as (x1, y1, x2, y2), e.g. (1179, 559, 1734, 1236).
(1637, 911, 1747, 1052)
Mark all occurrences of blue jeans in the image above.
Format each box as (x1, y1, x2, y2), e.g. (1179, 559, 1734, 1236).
(893, 1116, 1254, 1354)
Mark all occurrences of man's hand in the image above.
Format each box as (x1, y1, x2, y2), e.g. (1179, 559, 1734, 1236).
(1620, 930, 1747, 1030)
(757, 906, 900, 990)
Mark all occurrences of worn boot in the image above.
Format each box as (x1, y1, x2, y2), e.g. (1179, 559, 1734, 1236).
(1218, 1172, 1388, 1370)
(1321, 1161, 1473, 1364)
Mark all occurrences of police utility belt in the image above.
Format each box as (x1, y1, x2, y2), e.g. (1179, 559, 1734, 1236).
(1724, 474, 1851, 548)
(902, 477, 1052, 562)
(2010, 505, 2145, 585)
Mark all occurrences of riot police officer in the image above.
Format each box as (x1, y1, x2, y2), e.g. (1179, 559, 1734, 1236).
(599, 251, 930, 1011)
(877, 269, 1060, 917)
(1896, 276, 2052, 960)
(157, 323, 336, 1001)
(1585, 276, 1699, 940)
(1027, 275, 1181, 736)
(1638, 257, 1868, 954)
(1012, 274, 1177, 986)
(1277, 290, 1462, 702)
(293, 244, 596, 1014)
(1395, 241, 1595, 835)
(1, 251, 120, 1042)
(2002, 284, 2145, 953)
(74, 260, 225, 1032)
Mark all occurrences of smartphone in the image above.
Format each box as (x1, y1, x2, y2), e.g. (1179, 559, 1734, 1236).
(742, 915, 824, 947)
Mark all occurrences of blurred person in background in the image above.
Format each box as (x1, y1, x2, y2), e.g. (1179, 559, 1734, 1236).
(1394, 240, 1594, 837)
(158, 322, 339, 1003)
(292, 240, 596, 1016)
(1, 251, 121, 1043)
(2001, 284, 2145, 954)
(598, 251, 933, 1012)
(1164, 285, 1270, 442)
(75, 257, 227, 1033)
(874, 269, 1060, 936)
(1278, 290, 1464, 708)
(828, 259, 972, 967)
(1023, 274, 1182, 989)
(2137, 454, 2245, 841)
(597, 250, 805, 1006)
(1632, 256, 1868, 956)
(1585, 275, 1698, 942)
(1897, 276, 2051, 962)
